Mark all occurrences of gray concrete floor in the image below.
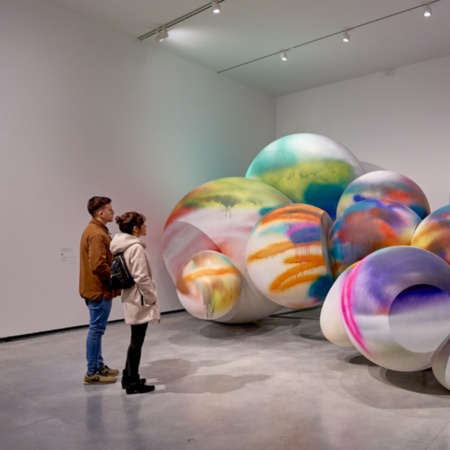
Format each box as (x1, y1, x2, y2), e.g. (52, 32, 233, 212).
(1, 309, 450, 450)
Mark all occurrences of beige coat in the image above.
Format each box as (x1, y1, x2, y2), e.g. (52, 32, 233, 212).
(110, 233, 160, 325)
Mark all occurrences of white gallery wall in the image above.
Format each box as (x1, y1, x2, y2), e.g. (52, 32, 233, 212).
(0, 0, 276, 338)
(3, 0, 449, 340)
(276, 55, 450, 212)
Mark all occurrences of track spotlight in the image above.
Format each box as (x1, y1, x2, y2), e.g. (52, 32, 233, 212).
(155, 28, 168, 42)
(211, 1, 221, 14)
(423, 4, 432, 17)
(280, 50, 288, 61)
(342, 31, 350, 43)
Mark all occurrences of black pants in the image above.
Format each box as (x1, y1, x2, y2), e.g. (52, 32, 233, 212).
(124, 322, 148, 381)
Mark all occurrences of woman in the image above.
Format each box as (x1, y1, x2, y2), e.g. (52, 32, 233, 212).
(110, 212, 160, 394)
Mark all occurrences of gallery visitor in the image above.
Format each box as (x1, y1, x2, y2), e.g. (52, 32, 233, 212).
(79, 196, 120, 385)
(110, 211, 160, 395)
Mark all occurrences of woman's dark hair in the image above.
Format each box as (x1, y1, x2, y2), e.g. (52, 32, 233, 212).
(115, 212, 146, 235)
(87, 196, 111, 216)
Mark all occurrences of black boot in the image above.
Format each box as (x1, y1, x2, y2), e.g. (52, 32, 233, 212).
(123, 376, 155, 395)
(121, 369, 147, 389)
(125, 382, 155, 394)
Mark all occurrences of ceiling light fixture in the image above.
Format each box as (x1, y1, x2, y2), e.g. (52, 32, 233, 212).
(423, 4, 432, 17)
(138, 1, 226, 41)
(155, 28, 168, 42)
(342, 31, 350, 43)
(218, 0, 440, 75)
(280, 50, 288, 61)
(211, 1, 221, 14)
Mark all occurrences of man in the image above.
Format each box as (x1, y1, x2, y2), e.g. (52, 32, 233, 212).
(79, 196, 120, 385)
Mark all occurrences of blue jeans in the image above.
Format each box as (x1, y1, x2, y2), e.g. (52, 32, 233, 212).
(86, 297, 112, 375)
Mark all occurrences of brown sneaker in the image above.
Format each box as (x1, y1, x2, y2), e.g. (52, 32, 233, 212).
(84, 372, 117, 385)
(99, 365, 120, 377)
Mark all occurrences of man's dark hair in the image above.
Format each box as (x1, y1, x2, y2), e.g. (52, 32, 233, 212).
(87, 196, 111, 216)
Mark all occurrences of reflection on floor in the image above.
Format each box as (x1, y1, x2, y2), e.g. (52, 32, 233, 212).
(1, 309, 449, 450)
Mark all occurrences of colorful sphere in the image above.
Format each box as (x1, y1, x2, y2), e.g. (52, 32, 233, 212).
(431, 336, 450, 390)
(162, 177, 292, 279)
(320, 264, 356, 348)
(336, 170, 430, 219)
(411, 204, 450, 266)
(176, 251, 241, 320)
(342, 246, 450, 371)
(245, 133, 364, 220)
(245, 204, 334, 309)
(329, 198, 421, 277)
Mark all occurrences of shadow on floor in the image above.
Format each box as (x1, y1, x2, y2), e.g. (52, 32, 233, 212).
(346, 353, 450, 396)
(142, 358, 270, 394)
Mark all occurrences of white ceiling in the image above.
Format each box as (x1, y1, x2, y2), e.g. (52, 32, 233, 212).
(49, 0, 450, 96)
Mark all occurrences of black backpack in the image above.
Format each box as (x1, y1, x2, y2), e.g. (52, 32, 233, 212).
(110, 253, 135, 289)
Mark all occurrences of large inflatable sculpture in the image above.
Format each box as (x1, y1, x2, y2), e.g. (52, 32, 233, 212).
(162, 134, 362, 323)
(161, 133, 450, 391)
